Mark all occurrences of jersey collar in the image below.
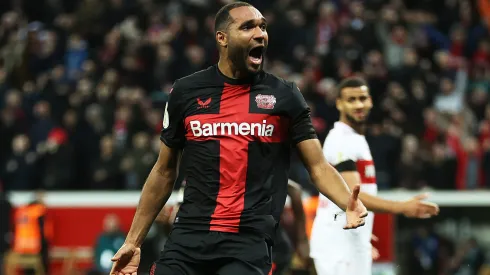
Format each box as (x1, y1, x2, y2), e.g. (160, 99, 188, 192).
(334, 121, 357, 135)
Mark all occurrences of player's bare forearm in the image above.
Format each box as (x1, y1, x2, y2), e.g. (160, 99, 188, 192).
(340, 171, 401, 213)
(124, 144, 179, 247)
(297, 139, 351, 211)
(359, 192, 402, 213)
(310, 162, 350, 210)
(287, 179, 307, 238)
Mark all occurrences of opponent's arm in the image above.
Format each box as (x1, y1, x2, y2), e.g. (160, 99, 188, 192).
(287, 179, 310, 261)
(124, 143, 179, 247)
(341, 170, 398, 213)
(296, 139, 352, 211)
(341, 170, 439, 217)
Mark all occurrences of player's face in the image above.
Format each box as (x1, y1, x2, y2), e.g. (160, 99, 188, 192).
(227, 6, 268, 75)
(336, 86, 373, 124)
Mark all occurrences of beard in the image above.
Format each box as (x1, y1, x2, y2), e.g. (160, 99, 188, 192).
(345, 113, 367, 126)
(227, 41, 266, 76)
(345, 113, 368, 134)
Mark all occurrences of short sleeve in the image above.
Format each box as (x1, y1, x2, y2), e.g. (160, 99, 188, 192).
(322, 138, 358, 172)
(288, 83, 317, 145)
(160, 81, 186, 149)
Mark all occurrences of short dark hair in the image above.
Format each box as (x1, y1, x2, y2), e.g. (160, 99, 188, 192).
(214, 1, 253, 32)
(336, 77, 368, 98)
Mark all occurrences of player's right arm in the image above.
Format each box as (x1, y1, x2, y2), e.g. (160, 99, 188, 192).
(124, 143, 179, 246)
(110, 81, 185, 274)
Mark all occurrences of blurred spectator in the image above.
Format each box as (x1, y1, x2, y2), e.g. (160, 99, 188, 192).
(92, 214, 125, 275)
(38, 127, 75, 190)
(366, 122, 400, 190)
(409, 226, 440, 275)
(29, 100, 55, 149)
(121, 132, 157, 189)
(449, 238, 485, 275)
(1, 135, 37, 190)
(12, 191, 52, 275)
(88, 135, 123, 190)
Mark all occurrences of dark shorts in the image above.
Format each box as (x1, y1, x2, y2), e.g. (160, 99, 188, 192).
(152, 227, 273, 275)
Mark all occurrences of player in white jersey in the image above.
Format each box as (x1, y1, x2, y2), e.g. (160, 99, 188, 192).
(310, 77, 440, 275)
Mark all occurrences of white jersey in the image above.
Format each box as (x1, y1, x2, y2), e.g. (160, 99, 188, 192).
(310, 121, 377, 275)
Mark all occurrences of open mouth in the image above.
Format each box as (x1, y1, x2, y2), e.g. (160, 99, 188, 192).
(248, 46, 264, 65)
(354, 111, 367, 118)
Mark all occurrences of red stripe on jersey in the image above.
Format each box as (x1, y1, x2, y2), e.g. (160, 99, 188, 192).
(211, 84, 249, 232)
(184, 84, 287, 232)
(356, 159, 376, 184)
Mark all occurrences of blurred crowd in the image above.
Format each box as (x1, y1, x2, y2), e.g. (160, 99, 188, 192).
(0, 0, 490, 192)
(407, 225, 490, 275)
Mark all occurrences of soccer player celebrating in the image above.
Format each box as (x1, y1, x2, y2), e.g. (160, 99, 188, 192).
(309, 77, 440, 275)
(110, 2, 368, 275)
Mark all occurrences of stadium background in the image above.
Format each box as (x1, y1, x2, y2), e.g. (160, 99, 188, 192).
(1, 0, 490, 274)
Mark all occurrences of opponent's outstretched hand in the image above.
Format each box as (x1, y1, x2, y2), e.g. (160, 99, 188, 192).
(399, 193, 440, 219)
(344, 185, 368, 230)
(110, 243, 141, 275)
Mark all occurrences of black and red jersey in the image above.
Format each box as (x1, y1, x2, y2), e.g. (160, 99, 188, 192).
(160, 65, 316, 242)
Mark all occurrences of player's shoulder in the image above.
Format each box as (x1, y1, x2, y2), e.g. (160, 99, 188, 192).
(323, 127, 361, 153)
(172, 66, 218, 92)
(261, 72, 296, 93)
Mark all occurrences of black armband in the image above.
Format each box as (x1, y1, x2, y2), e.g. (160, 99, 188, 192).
(334, 160, 357, 172)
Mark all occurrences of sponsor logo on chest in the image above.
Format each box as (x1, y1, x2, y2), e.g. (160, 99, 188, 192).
(189, 120, 275, 137)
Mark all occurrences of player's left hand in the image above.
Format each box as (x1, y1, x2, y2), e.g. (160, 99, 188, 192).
(344, 185, 368, 229)
(399, 193, 440, 219)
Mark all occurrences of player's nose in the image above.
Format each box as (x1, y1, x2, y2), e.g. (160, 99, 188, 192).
(353, 100, 364, 109)
(252, 27, 266, 43)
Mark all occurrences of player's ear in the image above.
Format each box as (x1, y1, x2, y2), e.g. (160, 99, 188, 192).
(366, 96, 373, 108)
(336, 98, 343, 112)
(216, 31, 228, 47)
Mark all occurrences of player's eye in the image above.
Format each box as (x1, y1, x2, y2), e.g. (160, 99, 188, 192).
(242, 24, 254, 30)
(260, 24, 267, 31)
(359, 96, 367, 102)
(347, 98, 356, 103)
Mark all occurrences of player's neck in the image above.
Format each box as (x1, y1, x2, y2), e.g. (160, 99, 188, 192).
(218, 58, 249, 79)
(340, 118, 365, 135)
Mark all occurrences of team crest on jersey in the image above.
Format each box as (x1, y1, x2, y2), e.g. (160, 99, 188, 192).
(255, 94, 276, 109)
